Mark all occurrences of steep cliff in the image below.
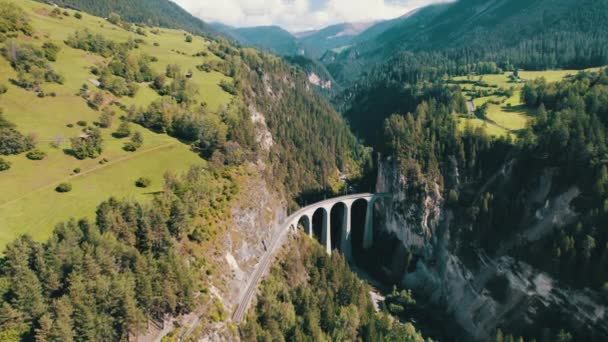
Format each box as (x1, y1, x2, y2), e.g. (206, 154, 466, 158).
(373, 157, 608, 341)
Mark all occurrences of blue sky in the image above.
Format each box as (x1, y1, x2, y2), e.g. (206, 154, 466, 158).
(172, 0, 452, 32)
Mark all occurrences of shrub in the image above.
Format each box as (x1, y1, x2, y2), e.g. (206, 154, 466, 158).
(99, 109, 114, 128)
(0, 157, 10, 171)
(185, 35, 193, 43)
(135, 177, 151, 188)
(123, 142, 137, 152)
(131, 131, 143, 148)
(113, 121, 131, 138)
(42, 41, 61, 61)
(67, 123, 74, 128)
(219, 80, 237, 95)
(26, 149, 46, 160)
(0, 126, 36, 156)
(77, 120, 87, 127)
(74, 12, 82, 19)
(73, 167, 81, 174)
(55, 182, 72, 193)
(0, 83, 7, 94)
(70, 127, 103, 159)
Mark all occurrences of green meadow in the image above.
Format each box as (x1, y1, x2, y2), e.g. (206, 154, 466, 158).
(452, 69, 598, 137)
(0, 0, 233, 249)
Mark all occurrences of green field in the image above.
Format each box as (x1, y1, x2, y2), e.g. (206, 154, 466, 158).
(452, 69, 597, 137)
(0, 0, 233, 249)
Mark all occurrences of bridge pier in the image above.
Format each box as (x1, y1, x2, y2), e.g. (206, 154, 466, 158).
(363, 201, 374, 250)
(321, 207, 332, 255)
(341, 202, 352, 260)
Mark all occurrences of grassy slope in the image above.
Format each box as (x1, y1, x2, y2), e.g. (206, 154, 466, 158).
(454, 69, 596, 137)
(0, 0, 233, 248)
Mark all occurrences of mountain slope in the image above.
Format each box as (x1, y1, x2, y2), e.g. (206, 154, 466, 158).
(35, 0, 218, 37)
(212, 24, 301, 56)
(328, 0, 608, 82)
(297, 22, 375, 58)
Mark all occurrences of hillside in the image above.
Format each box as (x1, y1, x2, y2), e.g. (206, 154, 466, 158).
(0, 0, 234, 247)
(35, 0, 218, 37)
(297, 22, 375, 59)
(0, 0, 370, 340)
(327, 0, 608, 83)
(0, 0, 366, 244)
(211, 24, 301, 56)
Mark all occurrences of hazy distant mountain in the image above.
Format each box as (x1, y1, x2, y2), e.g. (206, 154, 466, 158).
(295, 22, 376, 58)
(211, 21, 383, 58)
(325, 0, 608, 82)
(211, 24, 302, 56)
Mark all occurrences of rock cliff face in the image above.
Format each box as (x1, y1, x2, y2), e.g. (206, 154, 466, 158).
(374, 158, 608, 341)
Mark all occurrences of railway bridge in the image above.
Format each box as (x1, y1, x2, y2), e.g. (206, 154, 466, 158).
(232, 193, 391, 323)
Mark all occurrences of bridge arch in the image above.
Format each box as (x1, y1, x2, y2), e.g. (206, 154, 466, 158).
(296, 214, 311, 236)
(330, 202, 347, 252)
(349, 198, 369, 256)
(285, 193, 391, 257)
(311, 207, 329, 251)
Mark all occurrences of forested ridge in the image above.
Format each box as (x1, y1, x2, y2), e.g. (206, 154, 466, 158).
(0, 165, 239, 340)
(3, 0, 608, 340)
(241, 237, 428, 341)
(33, 0, 218, 38)
(327, 0, 608, 83)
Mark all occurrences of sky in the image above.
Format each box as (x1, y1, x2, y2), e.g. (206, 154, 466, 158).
(172, 0, 452, 32)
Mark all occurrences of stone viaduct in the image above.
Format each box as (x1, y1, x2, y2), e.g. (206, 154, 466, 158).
(232, 193, 390, 323)
(285, 192, 391, 257)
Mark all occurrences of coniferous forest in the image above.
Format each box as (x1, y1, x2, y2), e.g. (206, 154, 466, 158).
(2, 0, 608, 341)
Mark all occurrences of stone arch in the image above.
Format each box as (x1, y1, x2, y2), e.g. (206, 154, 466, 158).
(350, 198, 369, 255)
(311, 207, 328, 246)
(297, 214, 311, 236)
(330, 202, 347, 252)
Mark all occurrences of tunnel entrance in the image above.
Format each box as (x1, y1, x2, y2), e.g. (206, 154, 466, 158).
(330, 203, 346, 252)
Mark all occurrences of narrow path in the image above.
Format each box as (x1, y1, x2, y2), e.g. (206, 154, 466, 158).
(0, 142, 178, 209)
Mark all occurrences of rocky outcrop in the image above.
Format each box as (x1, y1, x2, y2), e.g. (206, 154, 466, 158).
(374, 158, 608, 341)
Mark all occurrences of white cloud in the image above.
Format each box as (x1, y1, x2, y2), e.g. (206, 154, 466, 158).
(172, 0, 452, 32)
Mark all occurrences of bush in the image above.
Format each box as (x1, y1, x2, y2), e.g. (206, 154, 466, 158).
(123, 142, 137, 152)
(73, 167, 81, 174)
(26, 149, 46, 160)
(135, 177, 151, 188)
(74, 12, 82, 19)
(67, 123, 74, 128)
(0, 83, 7, 94)
(70, 127, 103, 159)
(77, 121, 87, 127)
(99, 109, 114, 128)
(113, 121, 131, 138)
(55, 182, 72, 193)
(185, 35, 193, 43)
(0, 157, 11, 171)
(0, 126, 36, 155)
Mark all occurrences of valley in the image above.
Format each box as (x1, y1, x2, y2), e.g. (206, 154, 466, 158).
(1, 0, 608, 341)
